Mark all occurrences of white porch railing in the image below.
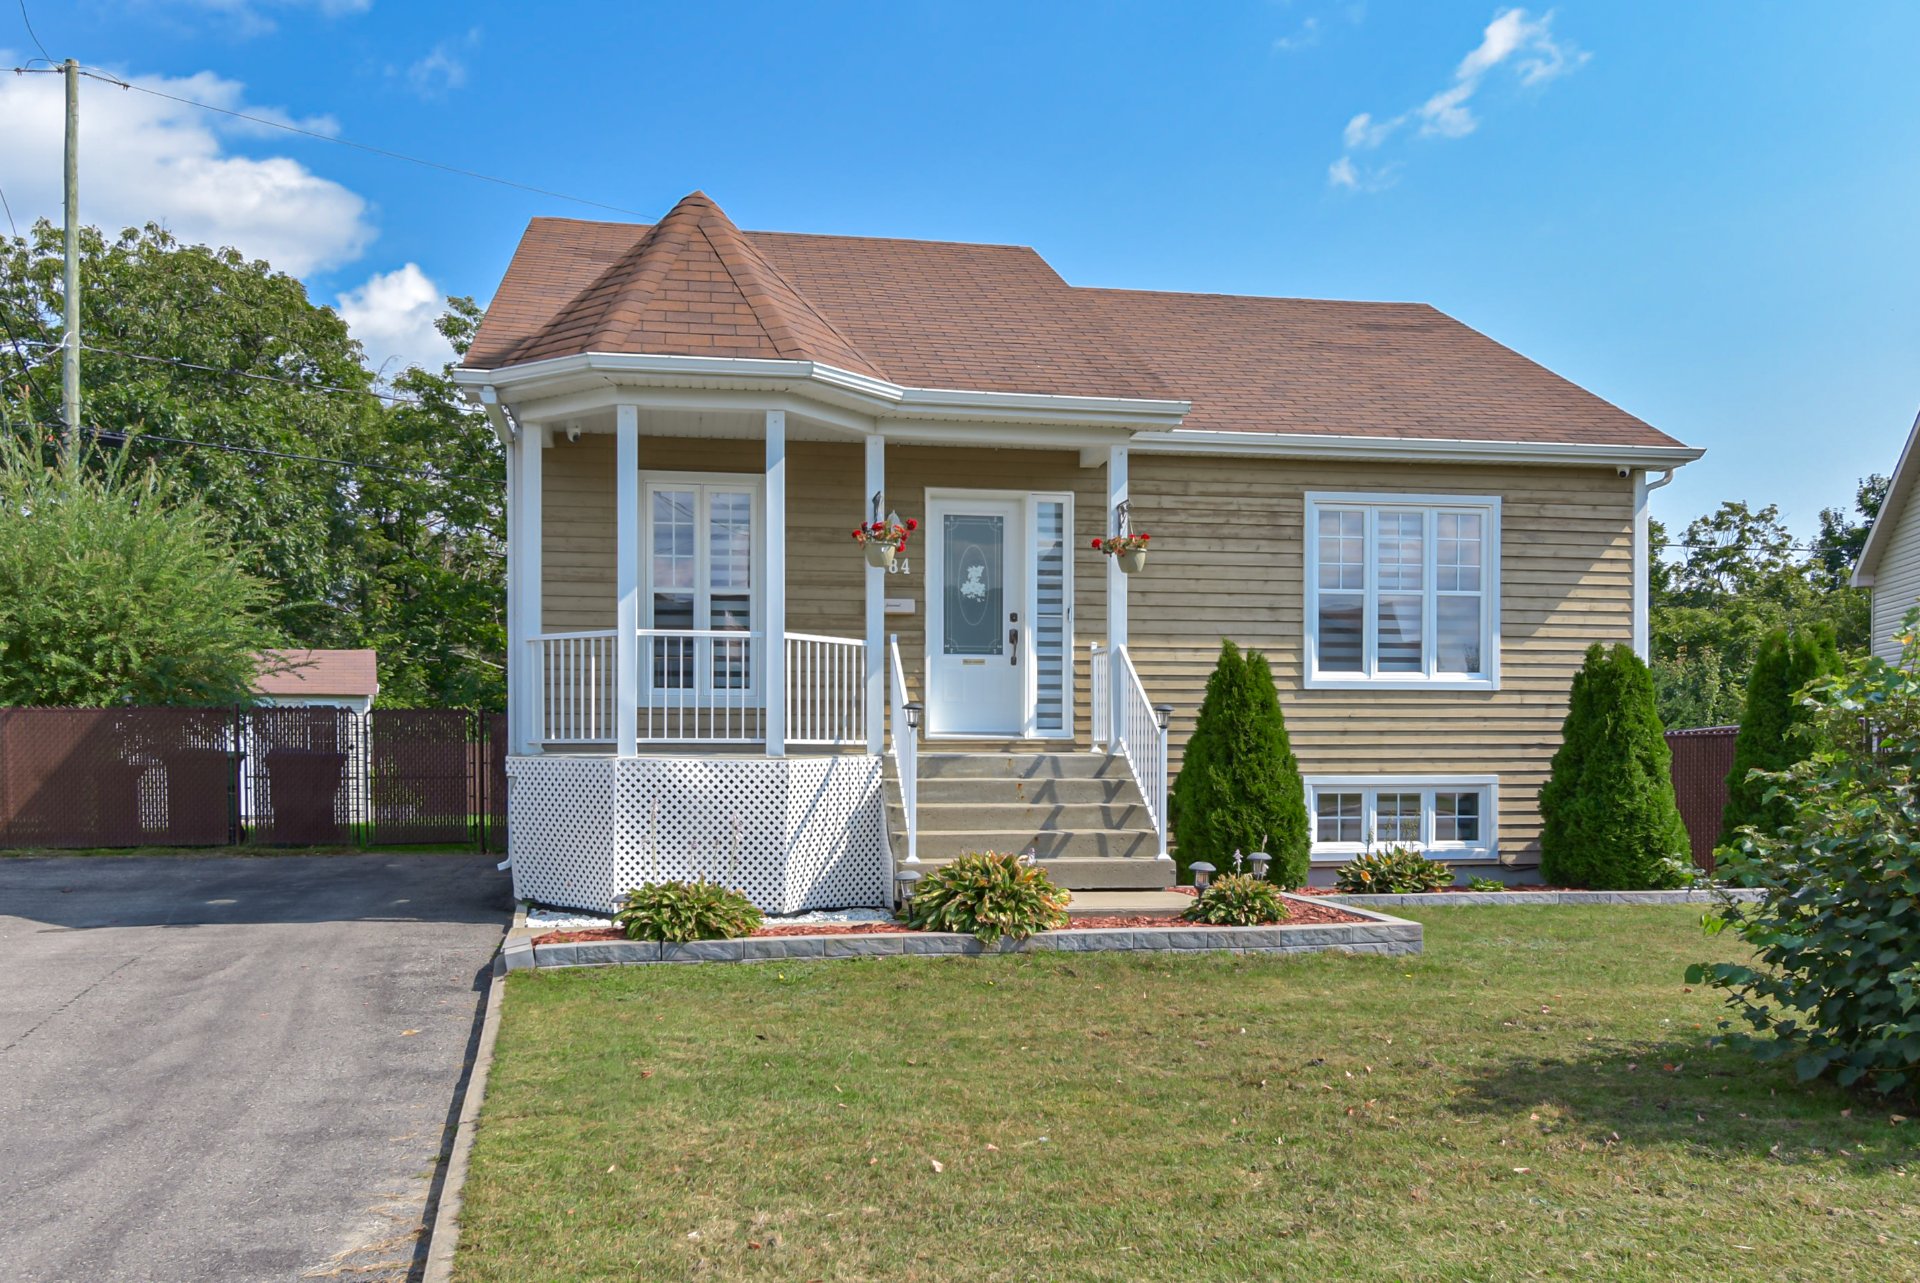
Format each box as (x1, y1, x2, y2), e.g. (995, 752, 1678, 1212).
(1113, 641, 1167, 860)
(536, 631, 618, 744)
(889, 634, 917, 862)
(786, 633, 866, 746)
(531, 629, 867, 748)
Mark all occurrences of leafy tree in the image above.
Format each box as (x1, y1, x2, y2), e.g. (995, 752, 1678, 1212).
(0, 440, 280, 706)
(1690, 619, 1920, 1099)
(1538, 643, 1692, 889)
(1811, 474, 1889, 590)
(1169, 641, 1310, 887)
(0, 221, 504, 708)
(1719, 624, 1841, 842)
(1650, 644, 1744, 730)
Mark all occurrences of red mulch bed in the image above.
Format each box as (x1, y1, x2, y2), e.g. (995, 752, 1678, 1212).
(530, 896, 1364, 946)
(1290, 884, 1564, 896)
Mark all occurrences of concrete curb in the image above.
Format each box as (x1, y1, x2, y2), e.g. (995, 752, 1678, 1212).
(420, 958, 507, 1283)
(524, 894, 1420, 968)
(1324, 887, 1766, 908)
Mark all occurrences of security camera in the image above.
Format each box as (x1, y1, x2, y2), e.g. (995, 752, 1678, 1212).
(1615, 466, 1631, 479)
(565, 427, 582, 444)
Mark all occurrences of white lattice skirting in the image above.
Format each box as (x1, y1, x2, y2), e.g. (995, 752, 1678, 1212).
(504, 755, 890, 915)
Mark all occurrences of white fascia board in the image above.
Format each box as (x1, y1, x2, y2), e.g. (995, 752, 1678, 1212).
(1851, 407, 1920, 587)
(1127, 428, 1705, 470)
(456, 353, 1188, 430)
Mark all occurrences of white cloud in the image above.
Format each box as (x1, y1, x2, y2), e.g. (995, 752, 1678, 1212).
(0, 59, 374, 274)
(403, 29, 481, 99)
(1274, 17, 1321, 52)
(142, 0, 372, 37)
(336, 263, 454, 376)
(1327, 155, 1398, 193)
(1328, 7, 1587, 189)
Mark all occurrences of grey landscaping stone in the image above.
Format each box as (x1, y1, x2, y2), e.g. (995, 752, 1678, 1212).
(901, 932, 979, 955)
(662, 939, 744, 963)
(824, 934, 904, 958)
(501, 942, 536, 972)
(742, 936, 824, 961)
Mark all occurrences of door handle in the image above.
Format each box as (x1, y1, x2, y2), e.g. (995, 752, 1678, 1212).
(1008, 628, 1019, 665)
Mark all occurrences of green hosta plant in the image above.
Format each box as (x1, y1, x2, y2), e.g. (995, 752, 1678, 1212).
(1466, 876, 1508, 893)
(1181, 873, 1289, 926)
(1335, 846, 1453, 894)
(1688, 615, 1920, 1100)
(614, 880, 763, 943)
(906, 851, 1070, 944)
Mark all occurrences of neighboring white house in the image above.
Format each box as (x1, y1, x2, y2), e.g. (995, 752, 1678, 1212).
(250, 649, 380, 713)
(1851, 409, 1920, 663)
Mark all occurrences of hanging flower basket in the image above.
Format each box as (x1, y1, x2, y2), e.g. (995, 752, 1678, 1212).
(1093, 532, 1151, 575)
(853, 517, 916, 568)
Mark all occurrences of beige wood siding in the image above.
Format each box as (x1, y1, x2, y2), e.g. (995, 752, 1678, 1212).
(1869, 503, 1920, 664)
(538, 436, 1634, 865)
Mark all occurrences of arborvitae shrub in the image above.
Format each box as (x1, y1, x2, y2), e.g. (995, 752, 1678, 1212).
(1169, 641, 1310, 887)
(1538, 643, 1693, 889)
(1719, 624, 1841, 843)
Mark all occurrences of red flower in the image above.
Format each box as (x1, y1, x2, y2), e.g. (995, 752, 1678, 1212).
(1141, 533, 1151, 541)
(905, 518, 918, 531)
(1091, 538, 1103, 550)
(895, 540, 907, 552)
(851, 530, 861, 541)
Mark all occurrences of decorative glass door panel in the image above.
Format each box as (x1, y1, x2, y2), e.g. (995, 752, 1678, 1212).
(927, 497, 1025, 736)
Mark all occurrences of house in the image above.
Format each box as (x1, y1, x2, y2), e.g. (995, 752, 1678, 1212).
(452, 191, 1702, 913)
(1850, 408, 1920, 662)
(251, 649, 381, 714)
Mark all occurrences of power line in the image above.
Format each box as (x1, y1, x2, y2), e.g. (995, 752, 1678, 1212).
(42, 420, 500, 486)
(15, 336, 426, 404)
(77, 69, 658, 220)
(16, 0, 51, 65)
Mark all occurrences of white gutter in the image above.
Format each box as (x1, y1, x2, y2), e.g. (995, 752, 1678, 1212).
(1632, 467, 1677, 659)
(476, 384, 516, 448)
(452, 353, 1193, 429)
(1127, 428, 1705, 470)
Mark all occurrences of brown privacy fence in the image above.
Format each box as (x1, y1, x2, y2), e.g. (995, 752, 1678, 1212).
(1666, 725, 1739, 871)
(0, 707, 509, 852)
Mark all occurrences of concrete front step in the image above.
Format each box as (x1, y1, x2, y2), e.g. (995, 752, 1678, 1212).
(905, 854, 1173, 891)
(909, 828, 1161, 860)
(1066, 890, 1194, 918)
(890, 801, 1152, 831)
(912, 774, 1137, 804)
(915, 752, 1128, 781)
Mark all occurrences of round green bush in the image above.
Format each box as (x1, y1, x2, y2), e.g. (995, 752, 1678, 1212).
(906, 851, 1070, 944)
(1180, 873, 1289, 925)
(614, 880, 763, 943)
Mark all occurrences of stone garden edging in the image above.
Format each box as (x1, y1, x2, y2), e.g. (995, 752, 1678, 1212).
(1324, 887, 1767, 909)
(501, 894, 1420, 970)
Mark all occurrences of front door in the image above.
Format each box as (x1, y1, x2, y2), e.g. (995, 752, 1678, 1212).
(927, 496, 1026, 736)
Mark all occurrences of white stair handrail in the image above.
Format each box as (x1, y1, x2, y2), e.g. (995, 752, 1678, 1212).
(1112, 645, 1170, 861)
(888, 634, 918, 863)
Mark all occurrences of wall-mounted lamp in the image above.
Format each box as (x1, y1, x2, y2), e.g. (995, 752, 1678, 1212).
(1153, 704, 1174, 733)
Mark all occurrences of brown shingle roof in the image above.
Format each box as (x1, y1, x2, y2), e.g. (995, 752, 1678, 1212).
(252, 649, 380, 699)
(1081, 288, 1677, 447)
(465, 193, 1682, 449)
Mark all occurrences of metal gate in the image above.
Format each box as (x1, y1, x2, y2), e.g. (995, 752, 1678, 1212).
(247, 706, 356, 845)
(369, 709, 474, 845)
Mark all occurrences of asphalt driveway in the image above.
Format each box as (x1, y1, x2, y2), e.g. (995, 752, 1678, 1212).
(0, 853, 511, 1282)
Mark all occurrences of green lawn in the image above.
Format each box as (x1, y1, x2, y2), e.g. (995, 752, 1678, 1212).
(457, 908, 1917, 1282)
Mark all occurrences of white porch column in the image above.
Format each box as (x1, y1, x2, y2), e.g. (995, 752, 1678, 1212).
(515, 423, 546, 754)
(1106, 443, 1129, 754)
(504, 435, 523, 753)
(615, 406, 641, 755)
(864, 432, 886, 755)
(764, 410, 787, 755)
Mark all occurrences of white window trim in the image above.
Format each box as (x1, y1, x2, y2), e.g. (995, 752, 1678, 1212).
(1304, 774, 1501, 863)
(1303, 491, 1502, 691)
(639, 471, 766, 702)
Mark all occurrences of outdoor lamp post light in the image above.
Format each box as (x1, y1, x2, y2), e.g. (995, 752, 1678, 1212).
(1190, 861, 1215, 891)
(1249, 852, 1271, 881)
(1153, 703, 1173, 733)
(895, 868, 921, 913)
(904, 701, 923, 732)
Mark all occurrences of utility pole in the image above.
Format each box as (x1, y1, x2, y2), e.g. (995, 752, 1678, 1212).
(61, 57, 80, 464)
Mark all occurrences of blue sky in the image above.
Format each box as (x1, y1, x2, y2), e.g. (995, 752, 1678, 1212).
(3, 1, 1918, 538)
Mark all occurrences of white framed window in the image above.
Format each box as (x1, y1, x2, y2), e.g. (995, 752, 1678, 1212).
(1304, 776, 1500, 862)
(1304, 492, 1501, 690)
(640, 473, 762, 699)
